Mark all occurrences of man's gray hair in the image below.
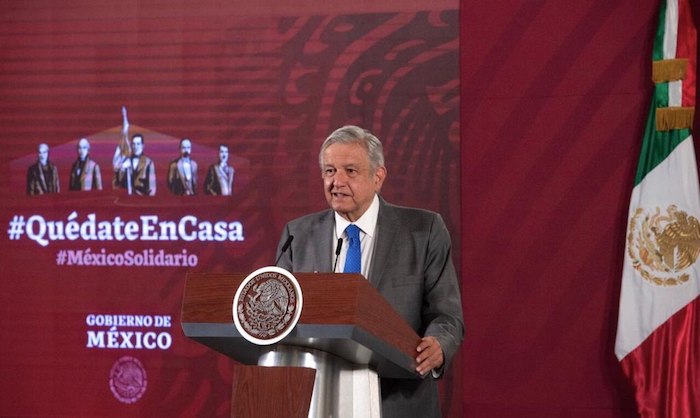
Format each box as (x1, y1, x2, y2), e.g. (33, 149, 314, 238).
(319, 125, 385, 172)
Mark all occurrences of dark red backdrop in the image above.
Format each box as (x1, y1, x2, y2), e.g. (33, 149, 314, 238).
(459, 0, 699, 417)
(0, 0, 682, 416)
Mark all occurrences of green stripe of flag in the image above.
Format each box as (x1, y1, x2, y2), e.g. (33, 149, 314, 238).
(652, 0, 669, 60)
(634, 94, 690, 186)
(656, 81, 670, 107)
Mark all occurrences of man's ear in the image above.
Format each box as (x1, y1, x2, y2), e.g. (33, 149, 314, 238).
(374, 166, 387, 191)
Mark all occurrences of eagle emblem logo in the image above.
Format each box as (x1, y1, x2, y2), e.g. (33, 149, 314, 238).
(627, 204, 700, 286)
(232, 266, 303, 345)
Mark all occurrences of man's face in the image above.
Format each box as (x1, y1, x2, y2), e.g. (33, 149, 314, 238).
(132, 136, 144, 157)
(218, 146, 229, 164)
(180, 139, 192, 158)
(77, 139, 89, 160)
(321, 142, 386, 222)
(38, 144, 49, 165)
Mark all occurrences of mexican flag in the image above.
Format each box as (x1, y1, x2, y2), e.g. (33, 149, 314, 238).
(615, 0, 700, 416)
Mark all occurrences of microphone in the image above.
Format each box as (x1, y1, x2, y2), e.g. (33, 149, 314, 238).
(274, 235, 294, 266)
(332, 238, 343, 272)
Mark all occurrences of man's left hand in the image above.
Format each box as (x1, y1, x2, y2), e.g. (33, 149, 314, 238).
(415, 336, 444, 376)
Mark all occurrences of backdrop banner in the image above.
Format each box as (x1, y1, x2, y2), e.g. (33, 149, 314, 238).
(0, 2, 460, 416)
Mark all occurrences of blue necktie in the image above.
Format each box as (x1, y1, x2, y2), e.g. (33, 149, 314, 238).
(343, 224, 361, 273)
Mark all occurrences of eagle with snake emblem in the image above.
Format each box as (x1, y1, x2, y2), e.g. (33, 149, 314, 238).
(630, 204, 700, 285)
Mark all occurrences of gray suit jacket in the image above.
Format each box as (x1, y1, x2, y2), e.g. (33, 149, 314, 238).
(276, 196, 464, 418)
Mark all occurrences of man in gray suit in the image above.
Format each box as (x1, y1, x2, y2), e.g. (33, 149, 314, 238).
(276, 125, 464, 418)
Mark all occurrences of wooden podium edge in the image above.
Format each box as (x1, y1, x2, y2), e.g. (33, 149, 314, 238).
(181, 271, 421, 379)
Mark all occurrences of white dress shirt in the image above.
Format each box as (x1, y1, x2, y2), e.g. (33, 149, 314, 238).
(333, 194, 380, 279)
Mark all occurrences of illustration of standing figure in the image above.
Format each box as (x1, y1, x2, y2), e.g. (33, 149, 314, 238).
(204, 144, 234, 195)
(69, 137, 102, 191)
(114, 133, 156, 196)
(167, 138, 198, 195)
(112, 107, 155, 196)
(26, 143, 60, 195)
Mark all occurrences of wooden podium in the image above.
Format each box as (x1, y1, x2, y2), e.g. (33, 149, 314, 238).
(181, 271, 422, 417)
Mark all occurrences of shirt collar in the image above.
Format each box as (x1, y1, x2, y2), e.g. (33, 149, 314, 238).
(334, 194, 380, 238)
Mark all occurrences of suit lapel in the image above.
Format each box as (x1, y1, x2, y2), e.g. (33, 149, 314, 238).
(369, 198, 398, 288)
(79, 161, 87, 185)
(134, 156, 144, 176)
(312, 210, 335, 272)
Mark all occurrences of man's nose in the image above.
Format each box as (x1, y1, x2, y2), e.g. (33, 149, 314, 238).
(332, 171, 348, 185)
